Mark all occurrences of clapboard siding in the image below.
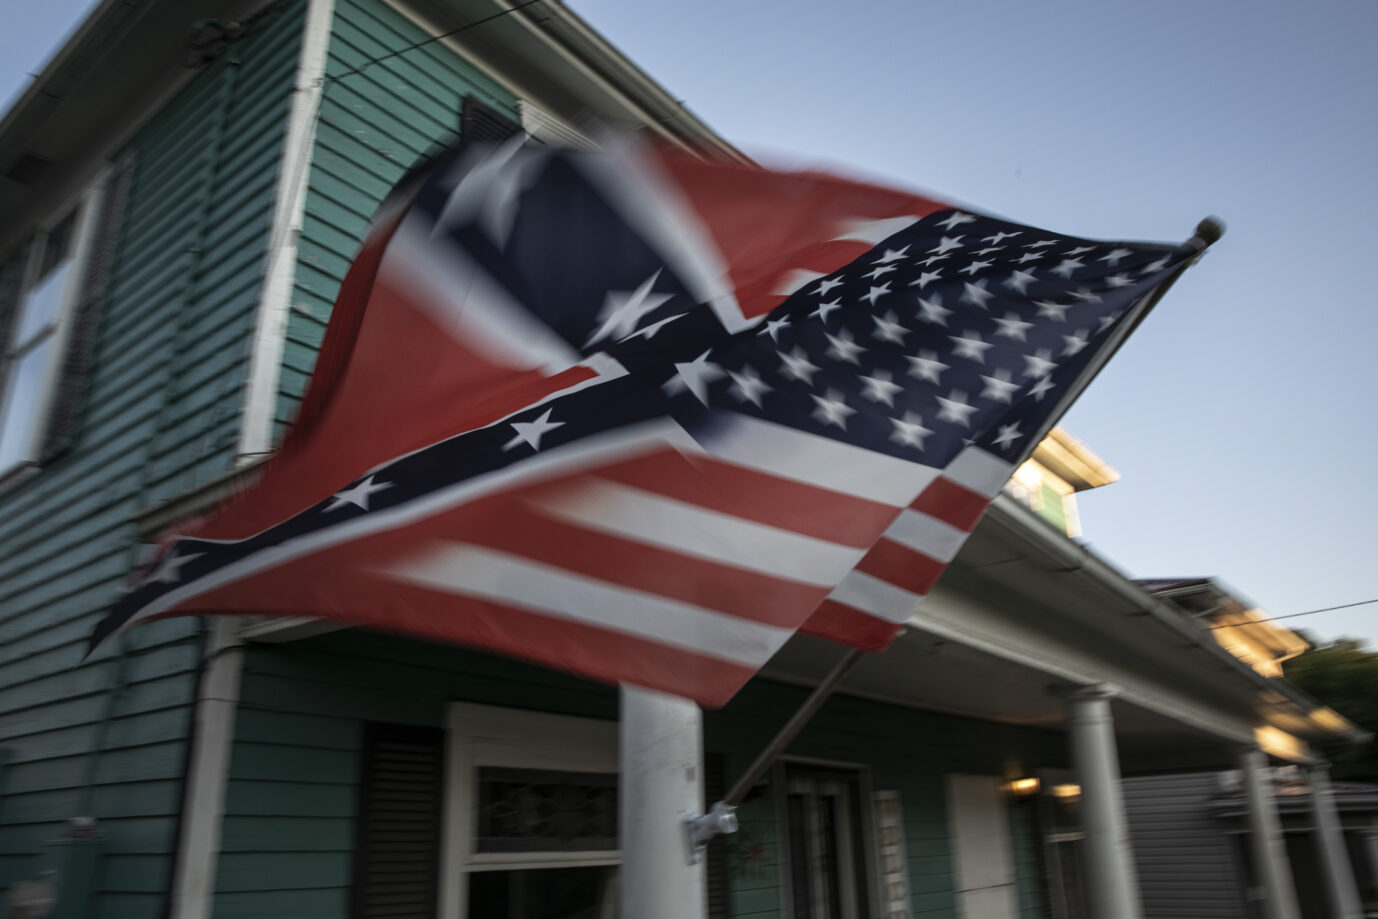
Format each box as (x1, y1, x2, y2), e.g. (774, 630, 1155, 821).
(215, 629, 1066, 918)
(272, 0, 521, 442)
(1123, 771, 1247, 919)
(0, 2, 305, 914)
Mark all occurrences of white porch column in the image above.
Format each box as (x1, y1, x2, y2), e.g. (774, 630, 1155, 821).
(1309, 763, 1363, 919)
(619, 685, 706, 919)
(1066, 683, 1143, 919)
(1240, 748, 1302, 919)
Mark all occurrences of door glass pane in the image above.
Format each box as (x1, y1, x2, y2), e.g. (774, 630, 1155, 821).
(0, 339, 54, 469)
(15, 260, 71, 344)
(787, 794, 812, 919)
(785, 769, 870, 919)
(820, 794, 845, 918)
(468, 866, 617, 919)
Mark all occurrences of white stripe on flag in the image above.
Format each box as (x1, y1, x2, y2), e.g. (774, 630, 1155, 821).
(831, 215, 920, 244)
(772, 269, 826, 296)
(828, 571, 925, 624)
(942, 447, 1015, 499)
(530, 479, 866, 587)
(886, 508, 968, 563)
(381, 542, 794, 668)
(695, 414, 938, 507)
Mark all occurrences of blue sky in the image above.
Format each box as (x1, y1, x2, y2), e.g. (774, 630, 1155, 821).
(6, 0, 1376, 646)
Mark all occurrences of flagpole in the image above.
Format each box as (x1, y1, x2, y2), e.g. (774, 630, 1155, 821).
(619, 685, 708, 918)
(684, 218, 1227, 860)
(721, 648, 866, 807)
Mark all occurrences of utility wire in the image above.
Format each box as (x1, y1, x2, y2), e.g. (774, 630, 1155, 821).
(326, 0, 550, 84)
(1207, 598, 1378, 629)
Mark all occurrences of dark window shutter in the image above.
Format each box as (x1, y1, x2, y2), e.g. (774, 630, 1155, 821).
(705, 752, 731, 919)
(40, 151, 137, 462)
(460, 95, 524, 146)
(352, 723, 445, 919)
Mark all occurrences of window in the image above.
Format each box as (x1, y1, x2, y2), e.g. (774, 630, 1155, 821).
(443, 703, 620, 919)
(0, 187, 100, 475)
(781, 764, 873, 919)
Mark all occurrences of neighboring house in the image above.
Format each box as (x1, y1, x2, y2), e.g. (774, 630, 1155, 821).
(1124, 578, 1376, 919)
(0, 2, 1367, 919)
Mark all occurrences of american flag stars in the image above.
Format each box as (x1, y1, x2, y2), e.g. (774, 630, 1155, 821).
(646, 207, 1188, 466)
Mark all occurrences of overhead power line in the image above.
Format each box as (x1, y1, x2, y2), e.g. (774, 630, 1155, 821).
(327, 0, 550, 84)
(1208, 597, 1378, 629)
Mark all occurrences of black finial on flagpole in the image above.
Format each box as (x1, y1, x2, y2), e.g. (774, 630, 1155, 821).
(1189, 216, 1225, 251)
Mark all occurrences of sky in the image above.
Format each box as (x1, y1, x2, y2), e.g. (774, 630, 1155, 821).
(4, 0, 1376, 647)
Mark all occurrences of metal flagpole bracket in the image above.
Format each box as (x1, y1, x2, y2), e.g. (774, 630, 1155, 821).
(684, 801, 739, 864)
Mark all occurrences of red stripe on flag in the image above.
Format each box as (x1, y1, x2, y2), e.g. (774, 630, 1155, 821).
(800, 599, 902, 652)
(910, 476, 990, 533)
(165, 571, 758, 708)
(596, 452, 899, 548)
(466, 502, 831, 629)
(852, 537, 947, 597)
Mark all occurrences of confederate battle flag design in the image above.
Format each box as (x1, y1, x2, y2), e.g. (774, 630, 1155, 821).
(91, 138, 1198, 706)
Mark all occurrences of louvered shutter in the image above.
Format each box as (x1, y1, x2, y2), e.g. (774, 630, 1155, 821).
(460, 95, 524, 146)
(705, 752, 731, 919)
(40, 152, 136, 462)
(352, 723, 445, 919)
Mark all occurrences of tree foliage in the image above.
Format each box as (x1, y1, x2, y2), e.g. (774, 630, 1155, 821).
(1283, 637, 1378, 781)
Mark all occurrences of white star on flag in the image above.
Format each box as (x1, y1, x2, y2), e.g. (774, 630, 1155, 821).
(502, 409, 565, 452)
(825, 329, 867, 364)
(935, 391, 978, 426)
(779, 347, 822, 385)
(325, 475, 394, 511)
(950, 331, 993, 363)
(149, 549, 206, 584)
(665, 351, 725, 404)
(727, 367, 772, 407)
(810, 389, 856, 429)
(960, 280, 993, 309)
(858, 370, 903, 406)
(905, 350, 948, 384)
(889, 411, 932, 449)
(586, 270, 675, 346)
(936, 212, 976, 230)
(917, 294, 951, 326)
(993, 423, 1024, 448)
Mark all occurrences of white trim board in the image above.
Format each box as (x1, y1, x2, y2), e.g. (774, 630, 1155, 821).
(237, 0, 335, 462)
(167, 618, 245, 919)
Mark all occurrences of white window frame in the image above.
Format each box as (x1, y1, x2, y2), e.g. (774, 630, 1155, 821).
(440, 702, 620, 919)
(0, 178, 104, 479)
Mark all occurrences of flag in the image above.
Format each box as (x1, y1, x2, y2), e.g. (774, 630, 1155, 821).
(91, 139, 1200, 707)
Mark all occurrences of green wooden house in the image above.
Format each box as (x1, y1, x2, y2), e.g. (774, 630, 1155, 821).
(0, 1, 1365, 917)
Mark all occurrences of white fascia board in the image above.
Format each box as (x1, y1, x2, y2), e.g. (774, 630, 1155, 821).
(237, 0, 335, 462)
